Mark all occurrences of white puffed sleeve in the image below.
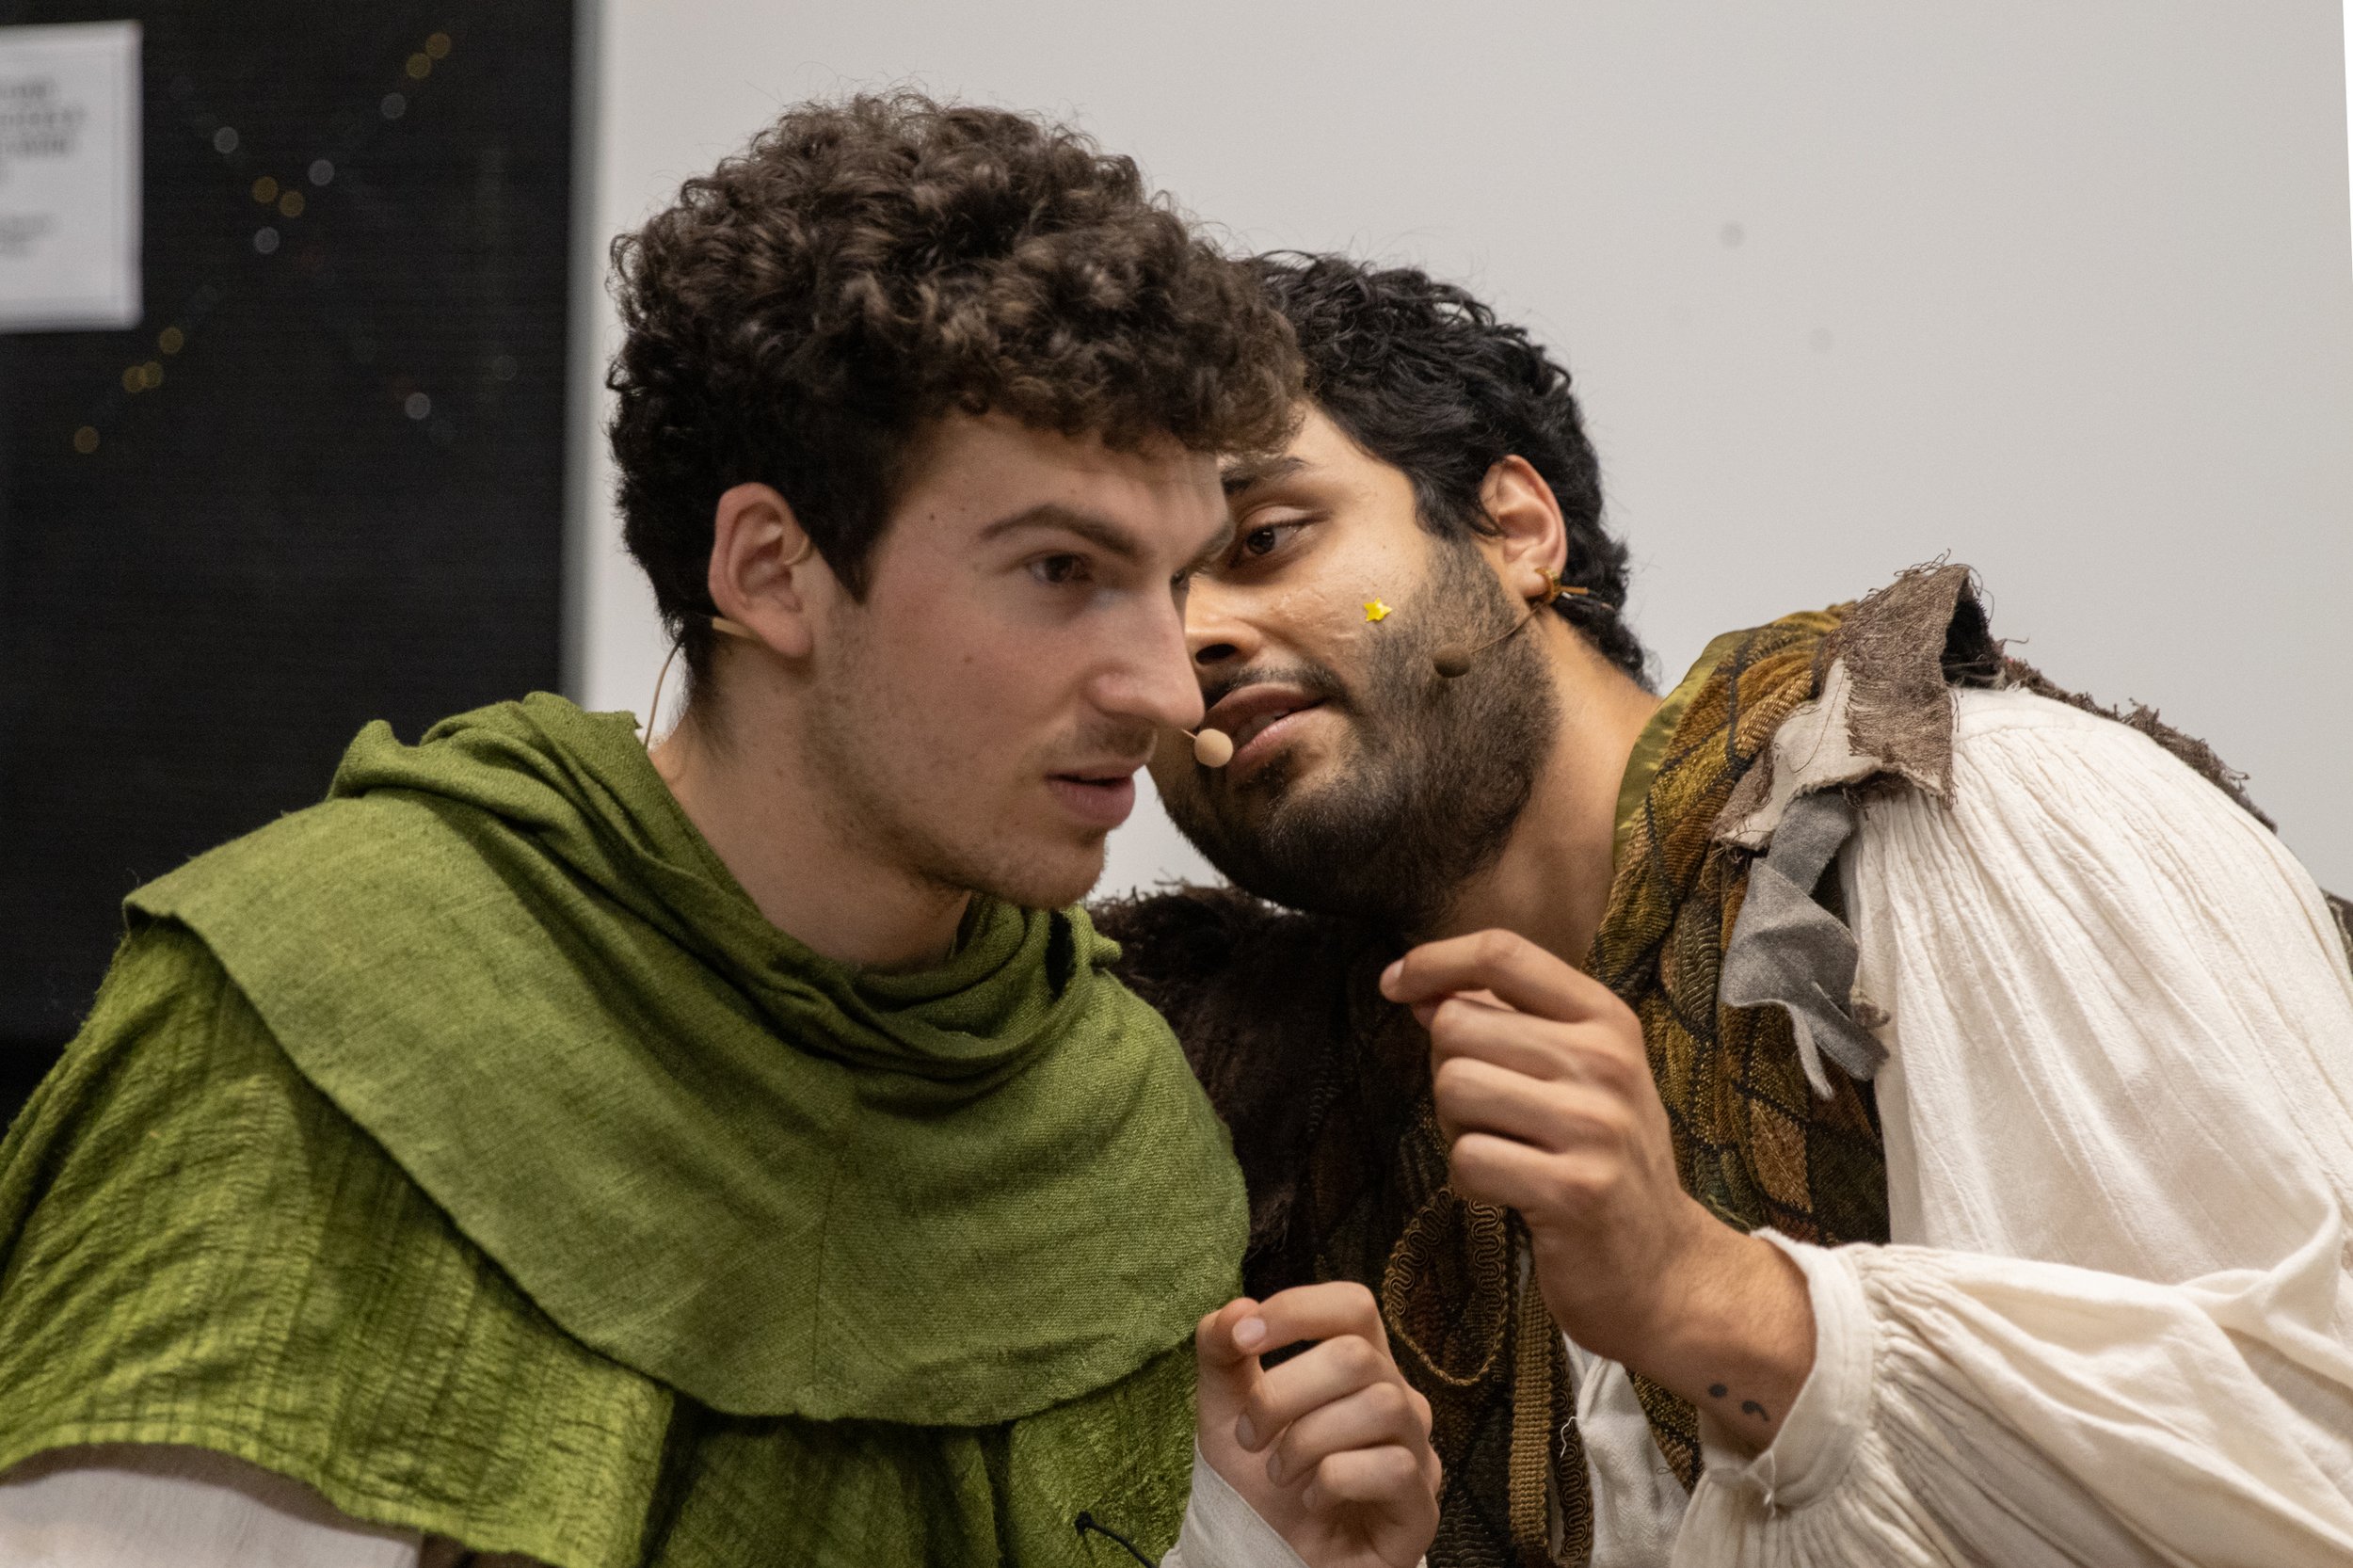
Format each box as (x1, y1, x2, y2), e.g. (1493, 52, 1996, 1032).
(1676, 688, 2353, 1566)
(1161, 1444, 1314, 1568)
(0, 1444, 459, 1568)
(7, 1439, 1352, 1568)
(1163, 1442, 1431, 1568)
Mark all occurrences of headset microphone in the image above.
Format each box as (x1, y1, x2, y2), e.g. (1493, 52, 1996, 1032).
(1183, 728, 1235, 768)
(1433, 582, 1597, 680)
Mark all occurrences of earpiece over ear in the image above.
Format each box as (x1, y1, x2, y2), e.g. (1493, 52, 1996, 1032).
(645, 531, 820, 744)
(1432, 571, 1601, 680)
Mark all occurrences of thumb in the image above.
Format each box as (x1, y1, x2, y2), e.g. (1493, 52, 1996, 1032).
(1193, 1298, 1264, 1432)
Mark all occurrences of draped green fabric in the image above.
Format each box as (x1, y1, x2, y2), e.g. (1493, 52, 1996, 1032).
(121, 694, 1246, 1425)
(0, 926, 1199, 1566)
(0, 692, 1245, 1563)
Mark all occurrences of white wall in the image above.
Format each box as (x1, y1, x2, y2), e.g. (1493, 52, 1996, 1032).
(575, 1, 2353, 896)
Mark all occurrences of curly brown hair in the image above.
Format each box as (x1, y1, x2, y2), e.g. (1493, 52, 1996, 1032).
(606, 92, 1302, 673)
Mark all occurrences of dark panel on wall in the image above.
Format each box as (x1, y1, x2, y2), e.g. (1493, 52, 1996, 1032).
(0, 2, 574, 1120)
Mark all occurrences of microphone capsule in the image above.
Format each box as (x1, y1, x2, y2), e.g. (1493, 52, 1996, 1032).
(1192, 728, 1235, 768)
(1432, 646, 1474, 680)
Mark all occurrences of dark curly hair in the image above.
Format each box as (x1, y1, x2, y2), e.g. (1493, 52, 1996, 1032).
(607, 92, 1302, 674)
(1250, 254, 1649, 684)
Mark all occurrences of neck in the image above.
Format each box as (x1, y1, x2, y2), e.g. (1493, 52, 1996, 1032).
(649, 674, 969, 973)
(1433, 621, 1659, 966)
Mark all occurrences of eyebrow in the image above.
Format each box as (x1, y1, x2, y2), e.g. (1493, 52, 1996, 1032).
(1221, 455, 1306, 496)
(978, 502, 1230, 578)
(977, 504, 1145, 565)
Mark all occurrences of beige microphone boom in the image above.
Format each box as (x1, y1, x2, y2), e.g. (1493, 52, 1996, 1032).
(1189, 728, 1235, 768)
(1433, 584, 1598, 679)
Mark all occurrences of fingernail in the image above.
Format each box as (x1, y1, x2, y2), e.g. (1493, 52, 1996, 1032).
(1234, 1415, 1258, 1449)
(1234, 1316, 1268, 1351)
(1381, 960, 1402, 992)
(1265, 1451, 1286, 1484)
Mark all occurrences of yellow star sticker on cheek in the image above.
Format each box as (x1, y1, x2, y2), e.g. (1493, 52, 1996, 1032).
(1364, 600, 1392, 622)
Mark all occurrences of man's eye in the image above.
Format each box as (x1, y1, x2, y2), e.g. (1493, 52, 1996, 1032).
(1238, 521, 1302, 561)
(1031, 553, 1089, 586)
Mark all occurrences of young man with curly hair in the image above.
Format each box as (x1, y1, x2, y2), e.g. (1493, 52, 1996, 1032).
(0, 105, 1440, 1567)
(1103, 253, 2353, 1565)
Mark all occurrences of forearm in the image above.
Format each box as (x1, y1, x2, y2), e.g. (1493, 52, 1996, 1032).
(1609, 1221, 1816, 1455)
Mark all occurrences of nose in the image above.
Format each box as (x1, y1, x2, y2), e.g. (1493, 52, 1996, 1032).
(1182, 574, 1261, 674)
(1095, 591, 1207, 735)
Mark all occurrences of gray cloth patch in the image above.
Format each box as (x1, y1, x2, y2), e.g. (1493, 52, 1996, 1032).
(1721, 790, 1889, 1098)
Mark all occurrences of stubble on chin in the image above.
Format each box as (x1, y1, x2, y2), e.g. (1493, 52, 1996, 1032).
(862, 774, 1114, 914)
(949, 824, 1110, 912)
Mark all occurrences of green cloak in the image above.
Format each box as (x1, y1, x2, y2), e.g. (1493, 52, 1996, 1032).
(0, 695, 1247, 1566)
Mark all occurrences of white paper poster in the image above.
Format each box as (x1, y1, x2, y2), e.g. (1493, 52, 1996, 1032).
(0, 21, 140, 333)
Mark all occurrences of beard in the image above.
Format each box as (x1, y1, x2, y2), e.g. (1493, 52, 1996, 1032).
(1160, 542, 1561, 935)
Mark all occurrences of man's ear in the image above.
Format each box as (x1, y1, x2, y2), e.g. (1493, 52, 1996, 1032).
(707, 482, 826, 658)
(1476, 456, 1568, 601)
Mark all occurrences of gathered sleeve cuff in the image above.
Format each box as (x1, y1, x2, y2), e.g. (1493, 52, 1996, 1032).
(1691, 1233, 1874, 1514)
(1161, 1443, 1314, 1568)
(1674, 1223, 2353, 1567)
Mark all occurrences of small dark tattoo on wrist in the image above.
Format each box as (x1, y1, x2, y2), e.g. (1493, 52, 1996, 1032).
(1705, 1383, 1773, 1423)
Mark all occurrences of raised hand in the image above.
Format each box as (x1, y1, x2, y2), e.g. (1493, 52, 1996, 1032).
(1380, 928, 1815, 1450)
(1194, 1282, 1441, 1568)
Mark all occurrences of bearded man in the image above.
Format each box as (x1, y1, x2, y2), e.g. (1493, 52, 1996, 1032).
(0, 107, 1445, 1568)
(1101, 253, 2353, 1566)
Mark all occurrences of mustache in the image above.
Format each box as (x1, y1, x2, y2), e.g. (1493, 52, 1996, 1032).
(1199, 660, 1352, 716)
(1057, 715, 1162, 766)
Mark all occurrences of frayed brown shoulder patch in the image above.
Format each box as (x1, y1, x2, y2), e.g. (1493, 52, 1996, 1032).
(1821, 560, 1994, 801)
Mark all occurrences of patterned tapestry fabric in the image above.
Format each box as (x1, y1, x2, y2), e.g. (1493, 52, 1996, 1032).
(1375, 1115, 1593, 1568)
(0, 925, 1199, 1568)
(1584, 609, 1895, 1495)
